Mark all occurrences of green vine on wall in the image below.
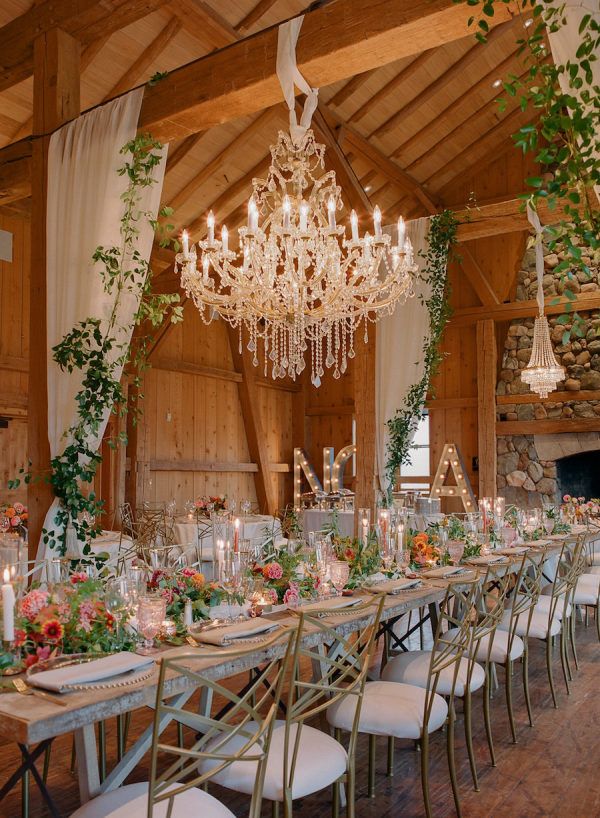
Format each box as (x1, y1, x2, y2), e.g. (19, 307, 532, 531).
(10, 134, 183, 555)
(460, 0, 599, 338)
(385, 210, 459, 489)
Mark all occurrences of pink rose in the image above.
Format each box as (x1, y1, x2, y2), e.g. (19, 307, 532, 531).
(13, 503, 24, 515)
(10, 516, 21, 527)
(262, 562, 283, 580)
(20, 589, 49, 622)
(283, 587, 300, 606)
(70, 572, 89, 584)
(181, 567, 196, 577)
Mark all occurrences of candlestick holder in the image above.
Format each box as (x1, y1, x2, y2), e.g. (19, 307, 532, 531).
(1, 640, 22, 675)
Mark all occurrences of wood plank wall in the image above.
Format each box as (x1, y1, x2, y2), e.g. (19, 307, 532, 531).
(0, 211, 29, 505)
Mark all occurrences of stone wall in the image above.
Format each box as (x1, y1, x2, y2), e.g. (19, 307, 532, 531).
(496, 239, 600, 505)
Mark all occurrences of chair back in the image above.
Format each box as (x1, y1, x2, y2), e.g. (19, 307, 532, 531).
(148, 627, 296, 818)
(547, 536, 585, 623)
(427, 580, 479, 692)
(470, 563, 512, 663)
(284, 595, 385, 790)
(504, 548, 547, 647)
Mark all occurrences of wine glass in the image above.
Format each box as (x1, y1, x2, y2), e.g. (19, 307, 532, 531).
(136, 595, 166, 655)
(448, 541, 465, 565)
(398, 549, 411, 575)
(104, 578, 130, 642)
(241, 498, 252, 516)
(329, 560, 350, 596)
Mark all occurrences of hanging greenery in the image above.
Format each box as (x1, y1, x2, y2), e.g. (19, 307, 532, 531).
(460, 0, 599, 337)
(385, 210, 459, 489)
(10, 134, 183, 555)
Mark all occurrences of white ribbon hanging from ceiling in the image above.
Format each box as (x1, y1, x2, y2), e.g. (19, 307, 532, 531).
(526, 203, 545, 316)
(276, 16, 319, 143)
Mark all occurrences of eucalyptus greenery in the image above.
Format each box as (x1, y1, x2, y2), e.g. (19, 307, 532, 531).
(11, 134, 182, 555)
(385, 210, 458, 489)
(460, 0, 599, 338)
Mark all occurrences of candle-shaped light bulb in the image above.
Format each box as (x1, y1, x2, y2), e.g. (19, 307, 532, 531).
(248, 196, 258, 232)
(392, 250, 400, 269)
(181, 229, 189, 257)
(397, 215, 406, 248)
(2, 567, 15, 643)
(202, 255, 210, 282)
(299, 201, 309, 232)
(221, 225, 228, 253)
(364, 233, 372, 261)
(350, 209, 359, 243)
(207, 210, 215, 244)
(327, 196, 337, 230)
(282, 195, 291, 230)
(243, 244, 250, 272)
(373, 205, 382, 239)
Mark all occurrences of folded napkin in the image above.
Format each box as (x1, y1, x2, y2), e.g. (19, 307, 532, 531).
(194, 619, 280, 646)
(466, 555, 508, 565)
(301, 596, 364, 613)
(422, 566, 468, 579)
(363, 578, 422, 595)
(495, 546, 529, 555)
(29, 652, 153, 692)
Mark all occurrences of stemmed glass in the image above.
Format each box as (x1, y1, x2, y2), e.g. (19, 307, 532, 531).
(398, 549, 411, 576)
(136, 595, 166, 655)
(240, 498, 252, 516)
(448, 541, 465, 565)
(329, 560, 350, 596)
(221, 553, 244, 622)
(104, 578, 130, 643)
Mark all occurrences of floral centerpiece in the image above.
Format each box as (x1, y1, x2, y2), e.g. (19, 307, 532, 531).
(332, 534, 382, 587)
(149, 567, 227, 626)
(1, 502, 28, 536)
(407, 530, 443, 568)
(0, 576, 132, 672)
(250, 542, 318, 604)
(428, 516, 481, 561)
(194, 495, 228, 516)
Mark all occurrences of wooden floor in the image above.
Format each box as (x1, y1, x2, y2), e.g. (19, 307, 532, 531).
(1, 617, 600, 818)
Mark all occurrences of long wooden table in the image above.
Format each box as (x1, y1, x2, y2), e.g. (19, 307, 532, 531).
(0, 533, 587, 814)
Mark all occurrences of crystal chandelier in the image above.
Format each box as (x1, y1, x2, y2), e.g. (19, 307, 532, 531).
(176, 128, 417, 386)
(521, 315, 564, 399)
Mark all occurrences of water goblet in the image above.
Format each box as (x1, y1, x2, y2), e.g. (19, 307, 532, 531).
(241, 498, 252, 516)
(447, 541, 465, 565)
(398, 549, 411, 575)
(136, 595, 166, 655)
(329, 560, 350, 596)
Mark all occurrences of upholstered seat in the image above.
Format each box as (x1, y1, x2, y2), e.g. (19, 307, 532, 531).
(444, 626, 524, 663)
(498, 607, 561, 639)
(572, 577, 600, 605)
(327, 680, 448, 740)
(380, 649, 485, 696)
(200, 720, 347, 802)
(70, 782, 234, 818)
(535, 590, 572, 619)
(579, 573, 600, 589)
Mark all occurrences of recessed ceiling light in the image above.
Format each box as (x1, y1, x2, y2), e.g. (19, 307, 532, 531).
(364, 185, 372, 192)
(492, 78, 503, 88)
(524, 18, 533, 27)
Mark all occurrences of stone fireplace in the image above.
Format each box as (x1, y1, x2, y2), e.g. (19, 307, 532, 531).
(496, 239, 600, 507)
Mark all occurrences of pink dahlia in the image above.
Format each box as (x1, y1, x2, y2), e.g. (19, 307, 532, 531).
(20, 589, 49, 622)
(262, 562, 283, 580)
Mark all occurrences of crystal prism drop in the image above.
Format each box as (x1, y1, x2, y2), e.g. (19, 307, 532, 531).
(325, 352, 335, 368)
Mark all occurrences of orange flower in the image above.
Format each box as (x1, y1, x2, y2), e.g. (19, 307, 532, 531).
(412, 533, 429, 548)
(5, 507, 15, 518)
(191, 572, 205, 589)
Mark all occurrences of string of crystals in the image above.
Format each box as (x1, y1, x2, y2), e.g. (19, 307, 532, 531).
(176, 129, 417, 386)
(521, 315, 564, 399)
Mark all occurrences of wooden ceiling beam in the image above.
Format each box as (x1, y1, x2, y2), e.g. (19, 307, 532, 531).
(235, 0, 279, 33)
(459, 246, 500, 306)
(451, 292, 600, 328)
(328, 69, 379, 109)
(169, 0, 238, 48)
(138, 0, 516, 142)
(103, 16, 182, 102)
(0, 0, 171, 92)
(165, 132, 205, 174)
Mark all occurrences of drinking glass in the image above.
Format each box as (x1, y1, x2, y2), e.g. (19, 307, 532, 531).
(136, 595, 166, 655)
(47, 557, 69, 586)
(398, 549, 411, 575)
(221, 553, 244, 621)
(329, 560, 350, 595)
(448, 541, 465, 565)
(104, 579, 129, 641)
(241, 498, 252, 516)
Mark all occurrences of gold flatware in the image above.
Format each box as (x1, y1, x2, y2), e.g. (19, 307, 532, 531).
(13, 677, 68, 707)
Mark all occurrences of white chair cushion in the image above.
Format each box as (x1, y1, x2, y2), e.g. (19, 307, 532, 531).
(70, 782, 234, 818)
(535, 590, 572, 619)
(579, 573, 600, 589)
(586, 566, 600, 575)
(444, 626, 524, 663)
(573, 580, 600, 605)
(199, 721, 347, 802)
(380, 649, 485, 696)
(327, 680, 447, 739)
(498, 607, 561, 639)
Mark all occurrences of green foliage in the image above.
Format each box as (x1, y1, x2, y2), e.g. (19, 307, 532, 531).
(459, 0, 600, 331)
(385, 210, 458, 487)
(23, 135, 182, 555)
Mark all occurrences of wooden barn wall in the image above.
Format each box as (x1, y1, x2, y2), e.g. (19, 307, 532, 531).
(429, 147, 538, 510)
(0, 211, 29, 506)
(132, 301, 294, 513)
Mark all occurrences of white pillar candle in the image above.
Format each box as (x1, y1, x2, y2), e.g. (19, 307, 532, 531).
(181, 229, 189, 257)
(2, 568, 15, 643)
(327, 196, 336, 230)
(373, 205, 382, 239)
(207, 211, 215, 244)
(397, 216, 406, 248)
(221, 225, 228, 253)
(350, 210, 359, 243)
(184, 599, 193, 628)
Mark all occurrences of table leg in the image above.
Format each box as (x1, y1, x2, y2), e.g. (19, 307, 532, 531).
(74, 724, 100, 803)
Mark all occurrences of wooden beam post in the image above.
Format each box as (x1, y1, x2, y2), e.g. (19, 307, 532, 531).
(476, 319, 497, 499)
(226, 326, 278, 516)
(28, 28, 80, 559)
(354, 330, 377, 532)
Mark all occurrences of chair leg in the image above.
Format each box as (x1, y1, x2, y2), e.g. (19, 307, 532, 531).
(522, 644, 534, 728)
(559, 631, 571, 693)
(570, 612, 579, 670)
(387, 736, 394, 777)
(346, 767, 356, 818)
(332, 780, 340, 818)
(483, 667, 496, 767)
(98, 721, 106, 783)
(446, 702, 462, 818)
(463, 690, 479, 791)
(368, 734, 376, 798)
(596, 602, 600, 643)
(505, 658, 517, 743)
(420, 731, 433, 818)
(272, 801, 280, 818)
(546, 636, 558, 709)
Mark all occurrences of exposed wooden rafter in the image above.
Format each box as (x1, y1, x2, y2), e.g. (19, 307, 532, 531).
(235, 0, 280, 33)
(328, 69, 379, 109)
(169, 0, 238, 48)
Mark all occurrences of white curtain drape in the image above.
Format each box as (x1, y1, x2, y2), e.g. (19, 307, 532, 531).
(546, 0, 600, 201)
(38, 88, 168, 560)
(375, 217, 432, 494)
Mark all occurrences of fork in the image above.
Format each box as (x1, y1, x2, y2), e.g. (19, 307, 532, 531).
(13, 677, 68, 707)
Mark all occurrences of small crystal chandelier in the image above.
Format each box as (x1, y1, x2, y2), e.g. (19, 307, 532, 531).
(176, 129, 417, 386)
(521, 315, 564, 399)
(521, 204, 564, 399)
